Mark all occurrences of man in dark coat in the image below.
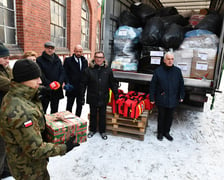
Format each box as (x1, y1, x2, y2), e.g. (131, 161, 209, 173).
(36, 41, 65, 113)
(80, 51, 118, 140)
(0, 59, 79, 180)
(63, 45, 88, 116)
(150, 52, 185, 141)
(0, 42, 12, 179)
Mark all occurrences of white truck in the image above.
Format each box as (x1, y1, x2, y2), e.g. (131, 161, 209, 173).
(101, 0, 224, 111)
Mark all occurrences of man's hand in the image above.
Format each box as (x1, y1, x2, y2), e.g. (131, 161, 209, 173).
(65, 136, 80, 153)
(64, 83, 74, 91)
(49, 81, 60, 90)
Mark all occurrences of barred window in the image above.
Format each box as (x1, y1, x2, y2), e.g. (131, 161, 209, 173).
(50, 0, 66, 47)
(81, 0, 90, 49)
(0, 0, 16, 44)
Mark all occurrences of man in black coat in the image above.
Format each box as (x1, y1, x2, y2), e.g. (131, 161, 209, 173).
(0, 42, 12, 179)
(80, 51, 119, 140)
(36, 41, 65, 113)
(150, 52, 185, 141)
(63, 45, 88, 116)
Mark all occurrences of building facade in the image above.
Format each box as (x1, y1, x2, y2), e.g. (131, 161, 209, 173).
(0, 0, 101, 61)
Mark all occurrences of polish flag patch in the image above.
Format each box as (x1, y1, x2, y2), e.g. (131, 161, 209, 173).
(24, 120, 33, 127)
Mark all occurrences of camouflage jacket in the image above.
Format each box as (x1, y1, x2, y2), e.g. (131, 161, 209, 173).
(0, 64, 12, 104)
(0, 81, 67, 179)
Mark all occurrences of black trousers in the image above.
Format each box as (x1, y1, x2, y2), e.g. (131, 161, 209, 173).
(0, 136, 11, 177)
(157, 106, 174, 135)
(66, 95, 82, 117)
(89, 104, 106, 133)
(41, 98, 60, 114)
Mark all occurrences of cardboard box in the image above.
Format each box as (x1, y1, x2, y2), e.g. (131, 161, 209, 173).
(45, 111, 87, 144)
(190, 48, 217, 80)
(174, 49, 193, 77)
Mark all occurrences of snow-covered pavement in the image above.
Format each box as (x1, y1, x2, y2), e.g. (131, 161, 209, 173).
(47, 79, 224, 180)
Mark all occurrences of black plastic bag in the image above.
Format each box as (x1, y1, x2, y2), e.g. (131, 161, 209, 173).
(118, 10, 142, 28)
(130, 2, 156, 26)
(161, 14, 189, 28)
(195, 13, 222, 36)
(162, 23, 185, 50)
(156, 7, 178, 17)
(140, 17, 164, 46)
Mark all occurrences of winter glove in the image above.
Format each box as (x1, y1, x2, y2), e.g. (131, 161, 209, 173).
(63, 83, 74, 92)
(65, 136, 80, 153)
(49, 81, 60, 90)
(41, 129, 48, 142)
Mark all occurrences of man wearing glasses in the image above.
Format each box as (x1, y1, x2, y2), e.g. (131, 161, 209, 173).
(80, 51, 118, 140)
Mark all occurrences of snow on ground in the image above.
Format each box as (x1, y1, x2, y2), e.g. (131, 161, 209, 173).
(47, 78, 224, 180)
(4, 77, 224, 180)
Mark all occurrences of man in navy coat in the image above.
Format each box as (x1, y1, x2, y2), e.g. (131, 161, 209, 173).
(63, 45, 88, 116)
(36, 41, 65, 114)
(150, 52, 185, 141)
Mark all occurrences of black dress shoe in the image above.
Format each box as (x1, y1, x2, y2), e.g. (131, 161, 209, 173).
(100, 133, 108, 140)
(164, 133, 173, 141)
(87, 131, 96, 138)
(157, 133, 163, 141)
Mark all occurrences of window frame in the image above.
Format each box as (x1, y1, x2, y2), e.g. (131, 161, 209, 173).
(0, 0, 16, 45)
(50, 0, 67, 48)
(81, 0, 90, 50)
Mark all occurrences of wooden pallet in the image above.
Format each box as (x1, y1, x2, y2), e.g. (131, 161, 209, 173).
(87, 106, 150, 140)
(106, 124, 145, 141)
(106, 106, 149, 141)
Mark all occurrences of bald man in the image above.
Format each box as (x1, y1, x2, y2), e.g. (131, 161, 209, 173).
(63, 45, 88, 116)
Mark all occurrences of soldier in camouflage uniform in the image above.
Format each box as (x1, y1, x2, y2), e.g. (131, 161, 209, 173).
(0, 59, 79, 180)
(0, 42, 12, 178)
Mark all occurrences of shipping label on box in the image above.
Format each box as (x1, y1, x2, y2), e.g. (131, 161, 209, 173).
(150, 51, 164, 57)
(45, 111, 87, 144)
(196, 62, 208, 70)
(151, 57, 161, 65)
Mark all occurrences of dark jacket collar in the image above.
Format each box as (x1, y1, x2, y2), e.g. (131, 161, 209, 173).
(89, 59, 108, 69)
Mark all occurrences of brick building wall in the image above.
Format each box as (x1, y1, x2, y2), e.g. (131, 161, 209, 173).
(8, 0, 101, 61)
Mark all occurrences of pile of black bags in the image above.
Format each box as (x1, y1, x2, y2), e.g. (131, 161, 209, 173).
(113, 2, 222, 74)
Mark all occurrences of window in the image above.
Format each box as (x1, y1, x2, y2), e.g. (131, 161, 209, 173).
(96, 21, 100, 51)
(50, 0, 66, 47)
(81, 0, 90, 49)
(0, 0, 16, 44)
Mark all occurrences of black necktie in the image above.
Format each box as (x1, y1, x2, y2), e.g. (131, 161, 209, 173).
(77, 58, 81, 70)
